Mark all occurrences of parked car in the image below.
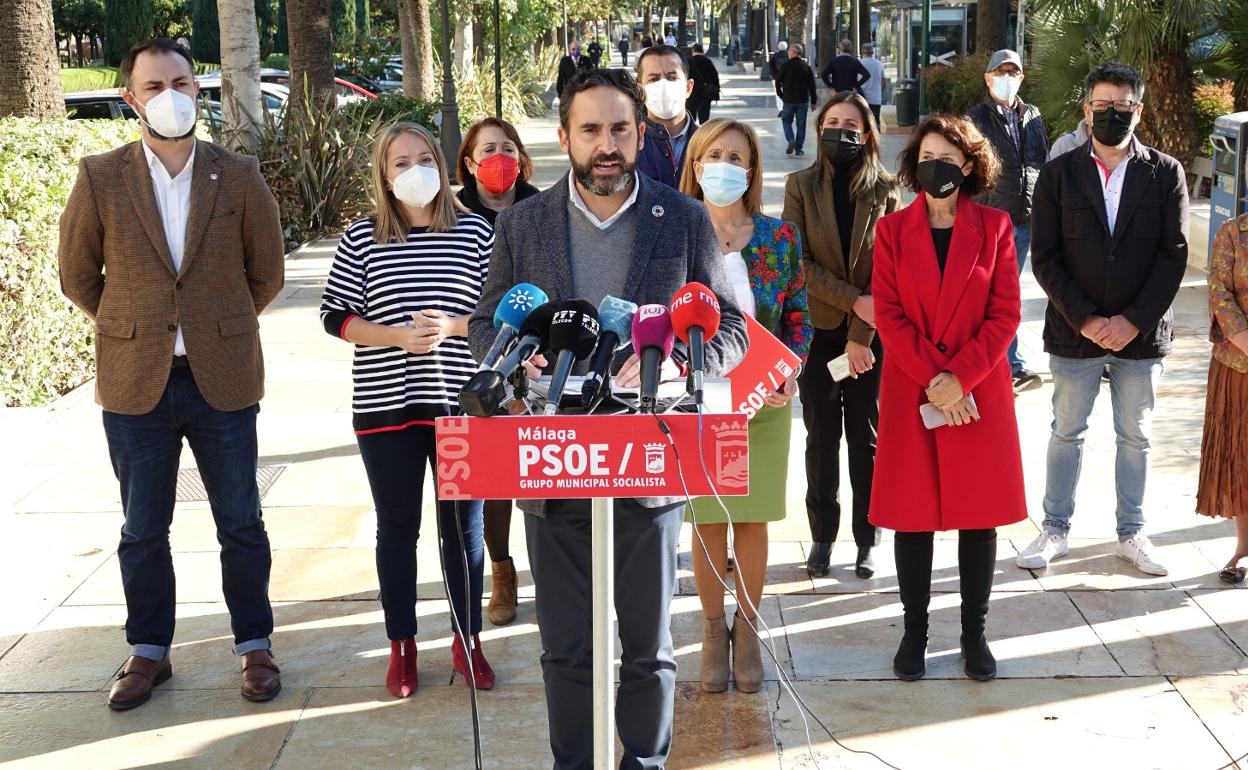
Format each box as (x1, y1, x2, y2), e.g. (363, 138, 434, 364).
(202, 69, 375, 105)
(195, 75, 289, 120)
(335, 67, 389, 95)
(376, 62, 404, 93)
(64, 90, 136, 120)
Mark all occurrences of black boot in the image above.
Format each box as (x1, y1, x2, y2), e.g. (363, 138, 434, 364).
(893, 533, 933, 681)
(855, 546, 875, 579)
(959, 529, 998, 681)
(806, 542, 832, 577)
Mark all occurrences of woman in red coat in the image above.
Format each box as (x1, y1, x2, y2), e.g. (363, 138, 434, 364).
(870, 115, 1026, 682)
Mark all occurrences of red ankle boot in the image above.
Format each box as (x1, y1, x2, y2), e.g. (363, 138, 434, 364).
(451, 634, 496, 690)
(386, 638, 418, 698)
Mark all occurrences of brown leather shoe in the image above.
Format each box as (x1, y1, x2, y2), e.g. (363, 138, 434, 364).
(240, 650, 281, 702)
(107, 656, 172, 711)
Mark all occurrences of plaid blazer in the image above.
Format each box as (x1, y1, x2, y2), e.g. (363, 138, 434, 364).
(58, 140, 285, 415)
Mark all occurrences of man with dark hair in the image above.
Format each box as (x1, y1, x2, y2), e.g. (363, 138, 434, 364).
(966, 49, 1049, 393)
(820, 37, 870, 94)
(58, 37, 285, 710)
(587, 36, 603, 67)
(1022, 62, 1188, 577)
(635, 44, 698, 188)
(618, 35, 631, 67)
(686, 42, 721, 123)
(470, 66, 748, 770)
(775, 42, 819, 156)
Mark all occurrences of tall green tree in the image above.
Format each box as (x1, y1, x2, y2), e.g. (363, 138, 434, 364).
(0, 0, 65, 116)
(103, 0, 154, 64)
(356, 0, 370, 41)
(331, 0, 355, 47)
(275, 0, 288, 51)
(256, 0, 277, 57)
(192, 0, 220, 62)
(153, 0, 192, 38)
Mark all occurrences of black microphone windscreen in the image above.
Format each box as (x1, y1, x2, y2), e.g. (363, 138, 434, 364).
(548, 304, 601, 360)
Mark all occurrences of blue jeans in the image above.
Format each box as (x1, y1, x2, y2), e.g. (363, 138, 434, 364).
(1006, 224, 1031, 374)
(780, 101, 809, 152)
(356, 425, 485, 640)
(1041, 354, 1164, 539)
(102, 366, 273, 661)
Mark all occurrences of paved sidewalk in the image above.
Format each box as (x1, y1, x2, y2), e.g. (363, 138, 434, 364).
(0, 68, 1244, 770)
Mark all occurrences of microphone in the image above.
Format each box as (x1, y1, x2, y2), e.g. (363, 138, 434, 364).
(669, 282, 721, 405)
(458, 302, 556, 417)
(631, 304, 675, 414)
(542, 300, 601, 415)
(581, 296, 639, 407)
(477, 283, 549, 371)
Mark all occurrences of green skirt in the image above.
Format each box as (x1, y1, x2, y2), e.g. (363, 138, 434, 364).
(685, 401, 792, 524)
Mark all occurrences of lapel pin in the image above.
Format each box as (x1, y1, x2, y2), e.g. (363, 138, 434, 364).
(210, 173, 218, 181)
(652, 205, 664, 218)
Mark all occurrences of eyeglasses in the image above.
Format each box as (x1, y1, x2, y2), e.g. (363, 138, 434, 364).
(991, 68, 1022, 78)
(1087, 99, 1140, 112)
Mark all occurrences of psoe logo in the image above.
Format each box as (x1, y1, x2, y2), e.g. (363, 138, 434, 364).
(638, 304, 667, 322)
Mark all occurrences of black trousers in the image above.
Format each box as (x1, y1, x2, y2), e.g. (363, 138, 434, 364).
(689, 99, 712, 124)
(797, 324, 883, 546)
(869, 103, 882, 127)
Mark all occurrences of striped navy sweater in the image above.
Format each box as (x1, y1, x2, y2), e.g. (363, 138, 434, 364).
(321, 215, 493, 433)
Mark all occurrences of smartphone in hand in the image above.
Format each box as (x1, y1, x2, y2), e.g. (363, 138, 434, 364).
(920, 394, 979, 429)
(827, 349, 877, 383)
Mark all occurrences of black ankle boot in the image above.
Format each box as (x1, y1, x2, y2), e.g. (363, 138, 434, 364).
(959, 529, 998, 681)
(806, 542, 831, 577)
(855, 546, 875, 579)
(893, 533, 934, 681)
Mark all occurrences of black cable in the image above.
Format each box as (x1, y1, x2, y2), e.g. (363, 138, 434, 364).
(1214, 750, 1248, 770)
(660, 409, 904, 770)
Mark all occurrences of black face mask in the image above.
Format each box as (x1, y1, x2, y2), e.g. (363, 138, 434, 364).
(821, 128, 863, 165)
(1091, 107, 1134, 147)
(915, 159, 967, 199)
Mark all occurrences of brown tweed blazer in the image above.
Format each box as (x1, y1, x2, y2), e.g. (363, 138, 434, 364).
(58, 140, 285, 415)
(783, 161, 901, 346)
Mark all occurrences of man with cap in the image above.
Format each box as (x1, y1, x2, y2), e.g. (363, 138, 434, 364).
(966, 49, 1048, 393)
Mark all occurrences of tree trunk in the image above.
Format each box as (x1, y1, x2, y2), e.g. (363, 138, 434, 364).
(786, 0, 807, 47)
(678, 0, 687, 45)
(975, 0, 1008, 55)
(0, 0, 64, 117)
(1136, 47, 1201, 171)
(642, 5, 652, 40)
(472, 11, 484, 66)
(285, 0, 335, 114)
(817, 0, 832, 68)
(454, 16, 472, 75)
(219, 0, 263, 151)
(857, 0, 871, 47)
(728, 0, 739, 50)
(403, 0, 436, 100)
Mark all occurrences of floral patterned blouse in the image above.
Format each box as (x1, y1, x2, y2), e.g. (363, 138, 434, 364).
(1209, 216, 1248, 374)
(740, 215, 813, 360)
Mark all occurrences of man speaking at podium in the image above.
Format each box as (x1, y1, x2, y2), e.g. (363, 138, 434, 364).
(469, 68, 747, 769)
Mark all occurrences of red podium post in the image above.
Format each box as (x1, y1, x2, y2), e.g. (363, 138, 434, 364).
(435, 413, 749, 769)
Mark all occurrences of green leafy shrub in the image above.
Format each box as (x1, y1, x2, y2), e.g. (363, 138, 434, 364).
(342, 92, 439, 131)
(264, 53, 289, 70)
(0, 117, 141, 406)
(60, 66, 123, 93)
(921, 53, 990, 116)
(1195, 81, 1234, 157)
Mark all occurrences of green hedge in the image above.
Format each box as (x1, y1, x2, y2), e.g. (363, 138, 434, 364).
(0, 118, 141, 407)
(60, 66, 123, 93)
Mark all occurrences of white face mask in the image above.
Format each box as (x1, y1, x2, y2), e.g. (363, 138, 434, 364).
(136, 88, 198, 140)
(390, 164, 442, 208)
(644, 78, 687, 121)
(991, 75, 1021, 103)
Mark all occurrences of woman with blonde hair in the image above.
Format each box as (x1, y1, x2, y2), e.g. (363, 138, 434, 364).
(679, 118, 812, 693)
(320, 122, 496, 698)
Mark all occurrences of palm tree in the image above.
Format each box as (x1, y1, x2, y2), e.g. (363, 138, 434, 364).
(285, 0, 335, 113)
(399, 0, 436, 100)
(977, 0, 1010, 54)
(218, 0, 263, 150)
(786, 0, 807, 48)
(0, 0, 65, 117)
(1211, 0, 1248, 109)
(1032, 0, 1206, 169)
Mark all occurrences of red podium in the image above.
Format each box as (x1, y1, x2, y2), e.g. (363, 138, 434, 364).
(435, 412, 749, 769)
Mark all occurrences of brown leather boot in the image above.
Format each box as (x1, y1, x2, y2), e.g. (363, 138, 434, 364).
(240, 650, 282, 702)
(731, 612, 764, 693)
(107, 655, 172, 710)
(699, 615, 730, 693)
(487, 558, 518, 626)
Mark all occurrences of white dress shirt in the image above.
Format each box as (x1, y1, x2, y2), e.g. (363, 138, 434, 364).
(722, 251, 757, 319)
(1089, 138, 1137, 236)
(567, 170, 641, 230)
(142, 139, 195, 356)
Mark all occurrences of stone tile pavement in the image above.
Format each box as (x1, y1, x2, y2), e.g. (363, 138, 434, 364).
(0, 67, 1244, 769)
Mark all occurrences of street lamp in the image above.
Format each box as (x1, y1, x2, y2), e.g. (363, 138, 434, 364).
(439, 0, 462, 183)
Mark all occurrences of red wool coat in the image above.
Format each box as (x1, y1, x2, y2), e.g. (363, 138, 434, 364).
(868, 194, 1027, 532)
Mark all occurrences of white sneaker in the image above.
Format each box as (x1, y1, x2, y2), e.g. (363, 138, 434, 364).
(1116, 534, 1169, 576)
(1016, 530, 1070, 570)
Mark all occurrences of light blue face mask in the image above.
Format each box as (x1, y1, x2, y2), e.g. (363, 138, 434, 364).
(698, 162, 749, 207)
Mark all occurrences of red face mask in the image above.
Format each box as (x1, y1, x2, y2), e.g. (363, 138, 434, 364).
(475, 153, 521, 196)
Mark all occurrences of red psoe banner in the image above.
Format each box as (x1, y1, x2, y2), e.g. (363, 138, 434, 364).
(727, 315, 803, 420)
(435, 414, 750, 500)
